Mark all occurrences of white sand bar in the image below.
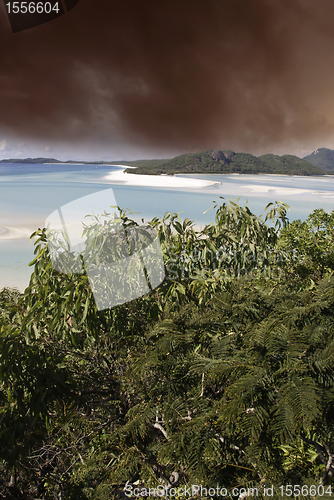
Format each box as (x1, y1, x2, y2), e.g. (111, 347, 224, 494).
(0, 226, 39, 240)
(244, 184, 310, 196)
(104, 167, 220, 188)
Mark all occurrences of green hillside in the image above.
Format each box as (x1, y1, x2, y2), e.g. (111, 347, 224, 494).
(0, 150, 330, 175)
(303, 147, 334, 171)
(124, 149, 327, 175)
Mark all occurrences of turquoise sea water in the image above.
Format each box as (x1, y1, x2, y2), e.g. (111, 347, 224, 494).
(1, 163, 334, 290)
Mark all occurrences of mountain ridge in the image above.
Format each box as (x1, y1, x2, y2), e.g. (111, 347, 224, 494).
(303, 147, 334, 171)
(0, 150, 331, 175)
(124, 149, 328, 176)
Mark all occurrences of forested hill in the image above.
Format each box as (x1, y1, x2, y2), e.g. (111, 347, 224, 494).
(303, 147, 334, 171)
(124, 149, 327, 175)
(0, 150, 329, 175)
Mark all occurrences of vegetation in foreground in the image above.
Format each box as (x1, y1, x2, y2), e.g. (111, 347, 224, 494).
(0, 200, 334, 499)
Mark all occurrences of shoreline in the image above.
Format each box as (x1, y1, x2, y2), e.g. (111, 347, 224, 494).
(1, 170, 333, 242)
(103, 168, 220, 188)
(0, 225, 40, 240)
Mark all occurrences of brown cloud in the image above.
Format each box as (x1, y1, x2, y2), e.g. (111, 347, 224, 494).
(1, 0, 334, 157)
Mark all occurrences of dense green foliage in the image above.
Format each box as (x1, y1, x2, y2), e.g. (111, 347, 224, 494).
(0, 201, 334, 499)
(124, 150, 326, 176)
(303, 148, 334, 172)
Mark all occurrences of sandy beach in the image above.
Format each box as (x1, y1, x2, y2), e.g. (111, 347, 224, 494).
(1, 169, 333, 245)
(244, 184, 310, 196)
(0, 168, 218, 242)
(103, 167, 220, 188)
(0, 224, 43, 240)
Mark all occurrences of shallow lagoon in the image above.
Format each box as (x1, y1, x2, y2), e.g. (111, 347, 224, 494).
(1, 163, 333, 290)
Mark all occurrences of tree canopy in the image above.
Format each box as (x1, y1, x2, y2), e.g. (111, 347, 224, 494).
(0, 200, 334, 499)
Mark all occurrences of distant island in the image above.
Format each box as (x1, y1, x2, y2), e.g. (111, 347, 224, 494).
(0, 157, 123, 165)
(2, 148, 334, 175)
(0, 157, 63, 164)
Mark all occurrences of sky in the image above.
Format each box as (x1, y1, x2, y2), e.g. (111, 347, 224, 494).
(1, 0, 334, 161)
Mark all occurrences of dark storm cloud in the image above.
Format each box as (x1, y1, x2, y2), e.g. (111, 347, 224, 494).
(1, 0, 334, 156)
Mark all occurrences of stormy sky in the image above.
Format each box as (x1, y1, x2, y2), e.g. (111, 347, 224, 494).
(1, 0, 334, 160)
